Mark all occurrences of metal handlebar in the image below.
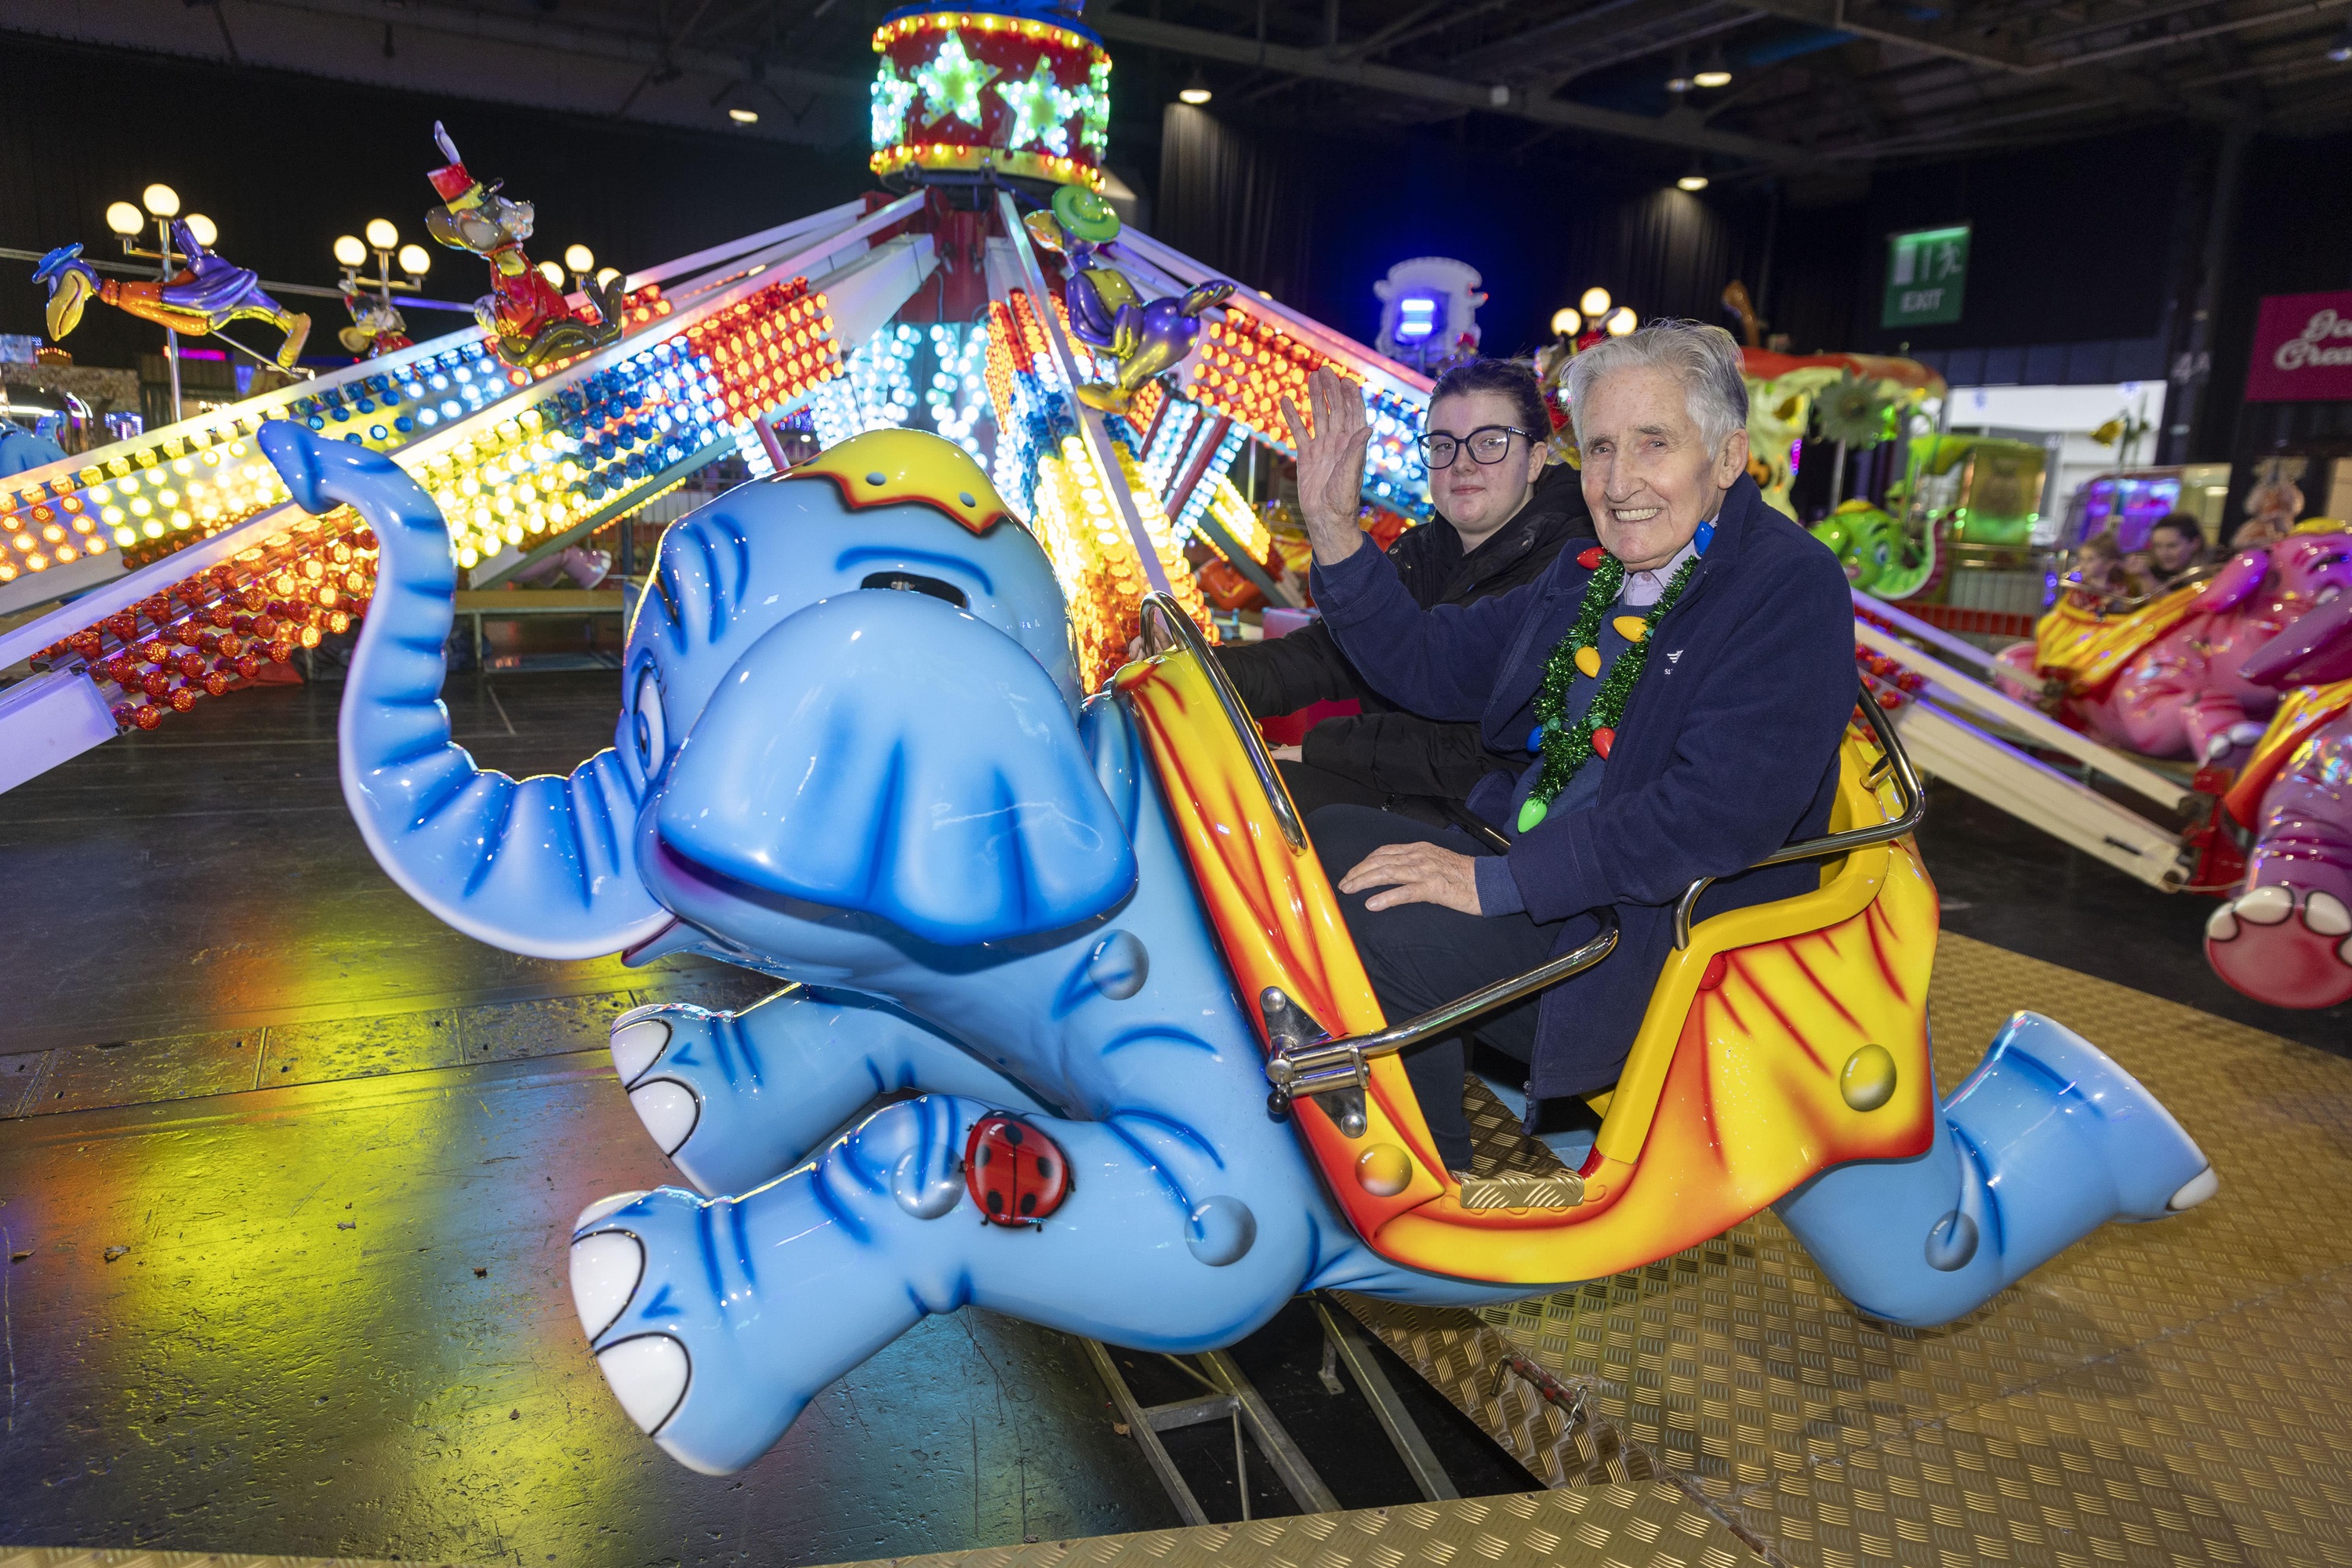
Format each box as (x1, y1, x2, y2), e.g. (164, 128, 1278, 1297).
(1263, 914, 1620, 1105)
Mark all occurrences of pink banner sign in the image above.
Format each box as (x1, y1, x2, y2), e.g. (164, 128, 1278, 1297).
(2245, 291, 2352, 402)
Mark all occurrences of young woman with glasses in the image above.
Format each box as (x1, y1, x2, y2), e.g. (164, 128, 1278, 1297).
(1213, 358, 1593, 824)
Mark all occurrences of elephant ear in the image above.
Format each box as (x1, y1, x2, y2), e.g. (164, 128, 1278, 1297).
(2198, 547, 2273, 613)
(655, 590, 1136, 946)
(2241, 587, 2352, 688)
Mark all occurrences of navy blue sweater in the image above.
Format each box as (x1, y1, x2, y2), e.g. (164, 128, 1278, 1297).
(1309, 474, 1859, 1098)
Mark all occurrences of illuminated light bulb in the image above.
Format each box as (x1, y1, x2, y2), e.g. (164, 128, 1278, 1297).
(106, 201, 144, 237)
(538, 260, 565, 288)
(365, 218, 400, 251)
(333, 234, 368, 268)
(143, 183, 180, 219)
(398, 243, 431, 277)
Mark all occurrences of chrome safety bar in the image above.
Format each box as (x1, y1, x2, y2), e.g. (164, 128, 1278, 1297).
(2053, 557, 2223, 618)
(1137, 591, 1306, 851)
(1263, 915, 1621, 1108)
(1670, 681, 1925, 949)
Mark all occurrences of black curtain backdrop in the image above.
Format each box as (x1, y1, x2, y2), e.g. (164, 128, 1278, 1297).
(1549, 187, 1763, 332)
(1156, 105, 1778, 359)
(0, 34, 873, 368)
(1154, 103, 1319, 308)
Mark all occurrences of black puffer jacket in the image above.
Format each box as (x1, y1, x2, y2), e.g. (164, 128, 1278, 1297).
(1216, 464, 1592, 811)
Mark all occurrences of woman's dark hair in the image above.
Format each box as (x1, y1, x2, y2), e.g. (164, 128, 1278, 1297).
(1428, 358, 1551, 441)
(2148, 510, 2204, 545)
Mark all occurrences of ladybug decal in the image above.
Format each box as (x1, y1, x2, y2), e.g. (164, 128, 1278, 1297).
(964, 1114, 1072, 1227)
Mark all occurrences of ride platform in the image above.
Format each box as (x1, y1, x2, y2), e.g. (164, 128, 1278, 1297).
(1334, 931, 2352, 1567)
(1, 674, 2347, 1567)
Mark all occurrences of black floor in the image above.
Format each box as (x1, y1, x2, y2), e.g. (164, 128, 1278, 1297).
(0, 671, 1541, 1564)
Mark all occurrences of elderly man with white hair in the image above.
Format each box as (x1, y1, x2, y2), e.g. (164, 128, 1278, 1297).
(1286, 319, 1855, 1177)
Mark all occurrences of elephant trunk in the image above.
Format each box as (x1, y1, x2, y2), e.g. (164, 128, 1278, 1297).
(259, 422, 669, 960)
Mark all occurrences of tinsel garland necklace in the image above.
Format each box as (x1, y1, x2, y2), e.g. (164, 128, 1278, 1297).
(1517, 545, 1702, 832)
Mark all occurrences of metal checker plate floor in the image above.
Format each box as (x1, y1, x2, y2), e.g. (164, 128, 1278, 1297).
(0, 1483, 1748, 1568)
(1334, 931, 2352, 1568)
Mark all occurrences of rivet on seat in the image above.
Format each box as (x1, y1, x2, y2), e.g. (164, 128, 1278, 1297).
(1356, 1143, 1412, 1197)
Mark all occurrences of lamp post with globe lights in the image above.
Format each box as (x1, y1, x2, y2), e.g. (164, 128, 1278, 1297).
(334, 219, 430, 312)
(1539, 290, 1639, 460)
(104, 184, 220, 422)
(334, 220, 432, 361)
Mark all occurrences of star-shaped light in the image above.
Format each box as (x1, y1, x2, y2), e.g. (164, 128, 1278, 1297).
(998, 60, 1073, 154)
(913, 32, 998, 131)
(870, 59, 918, 147)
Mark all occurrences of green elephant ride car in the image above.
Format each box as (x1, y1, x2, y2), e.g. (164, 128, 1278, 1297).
(1811, 499, 1937, 598)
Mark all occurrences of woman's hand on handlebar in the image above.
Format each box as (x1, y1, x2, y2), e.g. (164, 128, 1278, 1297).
(1281, 365, 1371, 569)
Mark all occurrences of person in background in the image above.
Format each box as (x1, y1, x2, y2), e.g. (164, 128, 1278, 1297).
(2231, 477, 2303, 552)
(1214, 358, 1592, 824)
(2128, 511, 2209, 593)
(2071, 531, 2129, 602)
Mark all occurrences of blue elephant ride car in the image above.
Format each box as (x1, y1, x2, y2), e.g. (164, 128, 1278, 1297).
(255, 419, 2216, 1476)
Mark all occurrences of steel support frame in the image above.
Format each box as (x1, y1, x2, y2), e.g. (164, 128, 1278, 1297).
(1082, 1294, 1456, 1525)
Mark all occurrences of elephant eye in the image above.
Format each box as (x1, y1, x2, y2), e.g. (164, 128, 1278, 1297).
(633, 667, 668, 776)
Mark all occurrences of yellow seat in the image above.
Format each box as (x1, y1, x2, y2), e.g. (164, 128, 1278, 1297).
(1118, 599, 1940, 1287)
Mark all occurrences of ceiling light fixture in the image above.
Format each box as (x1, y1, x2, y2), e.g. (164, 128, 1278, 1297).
(728, 107, 760, 123)
(1677, 167, 1710, 191)
(1693, 45, 1732, 88)
(1179, 69, 1212, 104)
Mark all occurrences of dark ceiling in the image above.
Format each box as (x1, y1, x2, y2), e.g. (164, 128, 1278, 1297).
(7, 0, 2350, 180)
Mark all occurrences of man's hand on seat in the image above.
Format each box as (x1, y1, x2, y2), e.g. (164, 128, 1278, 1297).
(1282, 365, 1372, 568)
(1339, 842, 1483, 916)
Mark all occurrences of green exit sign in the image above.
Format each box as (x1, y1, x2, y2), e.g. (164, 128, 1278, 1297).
(1883, 224, 1969, 328)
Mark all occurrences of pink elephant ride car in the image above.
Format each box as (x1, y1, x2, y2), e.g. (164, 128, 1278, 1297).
(2203, 583, 2352, 1010)
(1994, 530, 2352, 764)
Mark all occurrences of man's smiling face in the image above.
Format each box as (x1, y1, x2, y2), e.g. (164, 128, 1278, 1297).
(1577, 363, 1748, 572)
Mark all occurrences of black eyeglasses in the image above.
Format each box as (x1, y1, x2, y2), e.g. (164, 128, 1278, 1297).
(1417, 426, 1535, 470)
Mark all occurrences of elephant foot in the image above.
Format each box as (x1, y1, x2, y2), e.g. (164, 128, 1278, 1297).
(568, 1096, 975, 1474)
(2201, 720, 2269, 764)
(569, 1093, 1307, 1472)
(608, 991, 1042, 1196)
(2205, 885, 2352, 1009)
(1778, 1011, 2213, 1327)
